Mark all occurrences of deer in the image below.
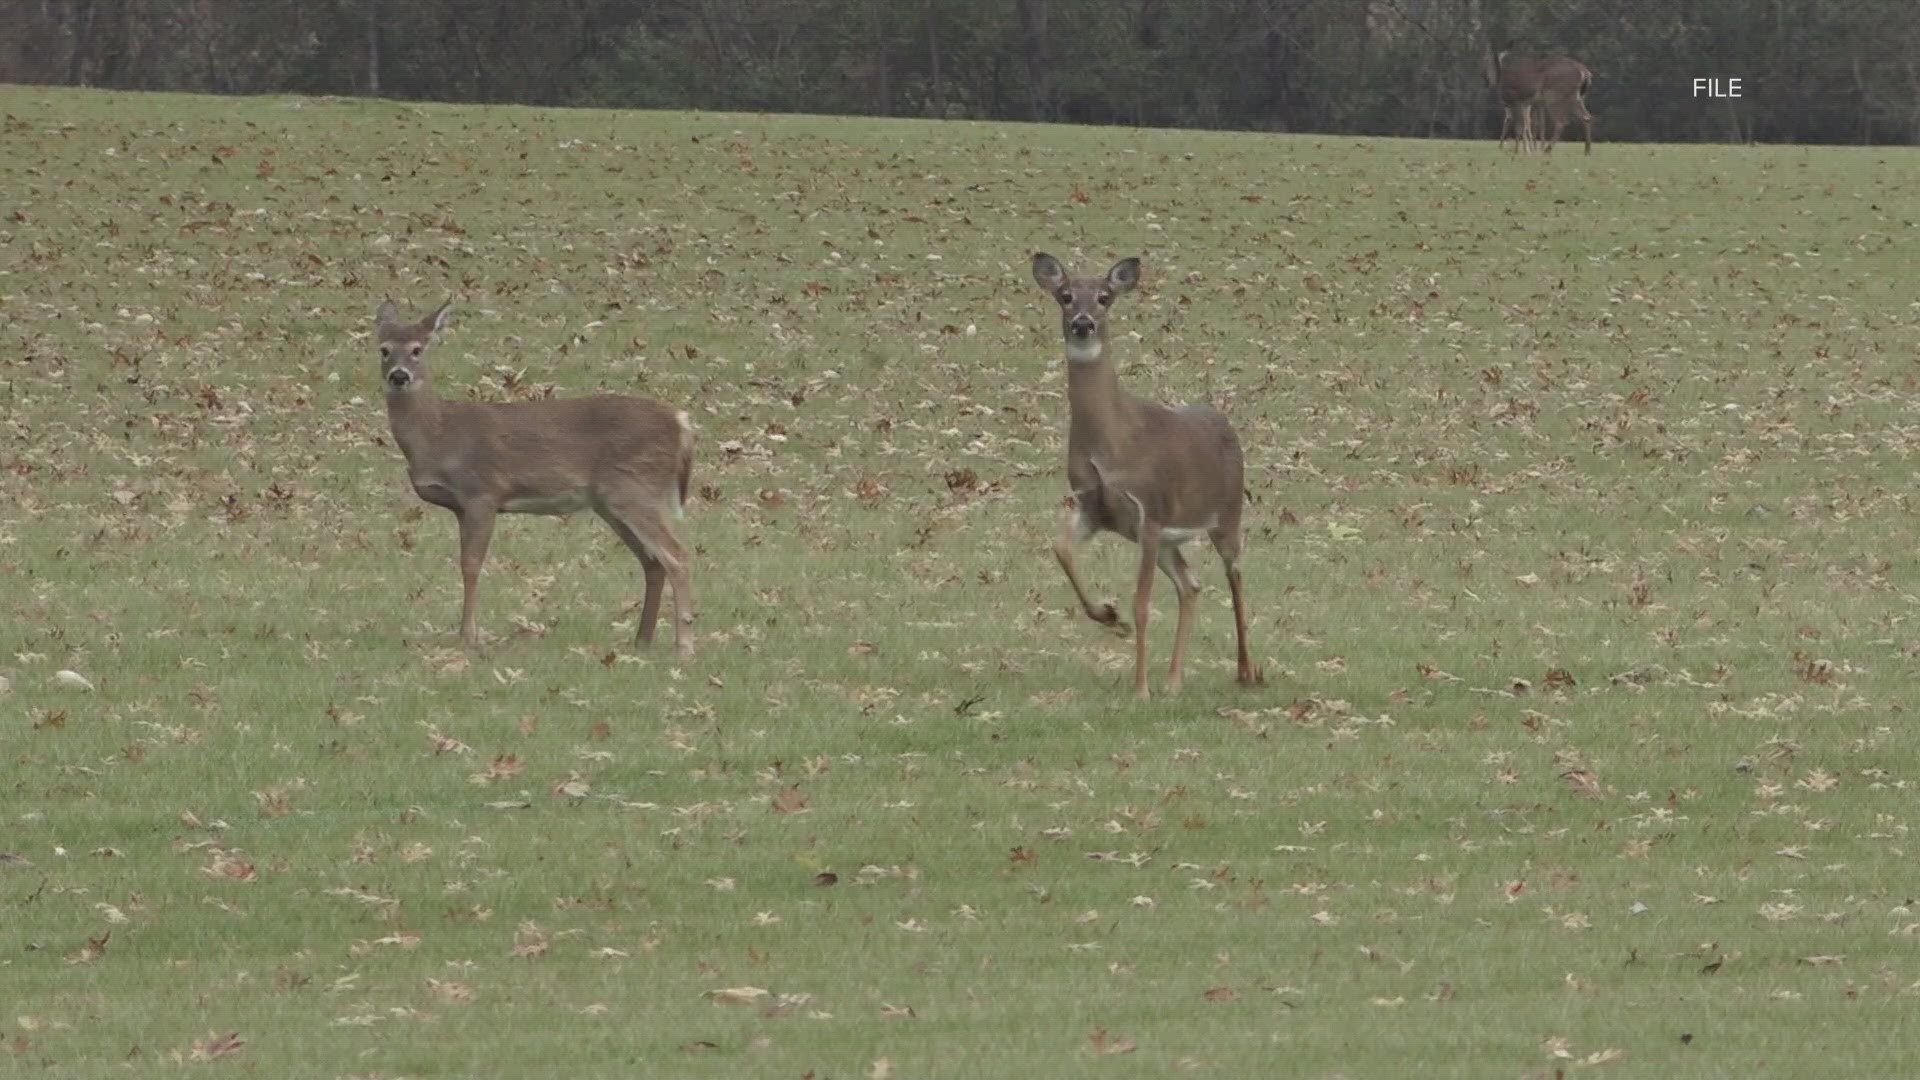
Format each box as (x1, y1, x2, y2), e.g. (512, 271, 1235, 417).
(1030, 253, 1261, 698)
(1485, 44, 1594, 155)
(374, 299, 696, 657)
(1499, 102, 1544, 152)
(1533, 57, 1595, 155)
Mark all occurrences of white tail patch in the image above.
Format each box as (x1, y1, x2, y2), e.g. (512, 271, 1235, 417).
(673, 410, 694, 520)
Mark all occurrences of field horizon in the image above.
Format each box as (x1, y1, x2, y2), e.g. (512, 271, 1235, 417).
(4, 84, 1920, 1079)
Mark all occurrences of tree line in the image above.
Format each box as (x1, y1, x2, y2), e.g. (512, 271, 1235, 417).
(4, 0, 1915, 145)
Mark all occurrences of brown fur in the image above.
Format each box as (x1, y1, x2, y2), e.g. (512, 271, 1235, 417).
(1485, 48, 1594, 155)
(1032, 254, 1261, 697)
(376, 299, 696, 656)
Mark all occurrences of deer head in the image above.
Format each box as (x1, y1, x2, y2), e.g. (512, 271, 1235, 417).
(375, 298, 453, 394)
(1031, 253, 1139, 364)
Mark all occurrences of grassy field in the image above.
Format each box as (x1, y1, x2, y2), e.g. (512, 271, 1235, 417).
(4, 85, 1920, 1079)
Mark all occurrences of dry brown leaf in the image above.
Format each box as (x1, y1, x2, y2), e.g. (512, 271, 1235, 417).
(1088, 1026, 1137, 1055)
(188, 1031, 244, 1062)
(427, 978, 474, 1004)
(67, 931, 109, 965)
(512, 921, 551, 958)
(204, 852, 256, 882)
(1562, 770, 1603, 798)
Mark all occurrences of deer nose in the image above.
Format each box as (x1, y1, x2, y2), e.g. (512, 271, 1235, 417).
(386, 368, 413, 389)
(1069, 315, 1095, 335)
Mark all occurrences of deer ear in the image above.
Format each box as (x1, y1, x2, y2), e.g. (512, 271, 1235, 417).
(425, 300, 454, 335)
(376, 299, 400, 328)
(1106, 257, 1141, 294)
(1032, 252, 1067, 292)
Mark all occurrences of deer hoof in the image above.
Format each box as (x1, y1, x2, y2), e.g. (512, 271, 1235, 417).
(1091, 603, 1131, 636)
(1237, 665, 1267, 688)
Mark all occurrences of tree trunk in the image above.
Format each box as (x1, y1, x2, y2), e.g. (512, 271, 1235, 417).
(366, 0, 380, 95)
(1137, 0, 1164, 48)
(68, 0, 95, 84)
(1016, 0, 1050, 121)
(925, 0, 944, 117)
(871, 0, 892, 115)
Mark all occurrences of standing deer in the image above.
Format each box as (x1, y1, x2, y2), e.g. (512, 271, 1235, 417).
(1534, 57, 1594, 154)
(1499, 102, 1543, 152)
(1485, 44, 1594, 155)
(375, 299, 696, 657)
(1031, 253, 1261, 697)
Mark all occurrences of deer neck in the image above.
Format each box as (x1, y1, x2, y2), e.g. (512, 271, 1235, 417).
(384, 382, 444, 464)
(1065, 344, 1138, 451)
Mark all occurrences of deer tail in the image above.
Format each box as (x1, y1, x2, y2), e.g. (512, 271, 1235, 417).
(674, 409, 695, 518)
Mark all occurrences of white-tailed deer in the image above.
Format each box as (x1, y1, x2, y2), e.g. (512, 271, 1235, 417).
(1485, 45, 1593, 155)
(1499, 102, 1543, 152)
(1031, 253, 1261, 698)
(375, 299, 696, 656)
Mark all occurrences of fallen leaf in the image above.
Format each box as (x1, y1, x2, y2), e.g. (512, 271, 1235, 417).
(67, 931, 109, 964)
(188, 1031, 244, 1062)
(1562, 770, 1603, 798)
(426, 978, 474, 1004)
(771, 785, 809, 814)
(1088, 1026, 1137, 1055)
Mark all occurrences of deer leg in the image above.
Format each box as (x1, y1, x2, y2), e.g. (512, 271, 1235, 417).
(600, 494, 694, 658)
(455, 504, 497, 650)
(1053, 506, 1127, 634)
(1159, 545, 1200, 694)
(1499, 107, 1513, 150)
(636, 556, 667, 645)
(1212, 527, 1262, 686)
(663, 544, 695, 660)
(1544, 100, 1568, 153)
(596, 508, 666, 647)
(1577, 97, 1593, 155)
(1132, 520, 1161, 699)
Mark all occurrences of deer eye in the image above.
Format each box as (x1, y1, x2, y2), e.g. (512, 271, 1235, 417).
(1057, 291, 1073, 305)
(1097, 293, 1113, 307)
(379, 344, 391, 357)
(409, 344, 423, 358)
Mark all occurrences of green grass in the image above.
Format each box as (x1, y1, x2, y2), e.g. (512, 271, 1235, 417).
(4, 85, 1920, 1079)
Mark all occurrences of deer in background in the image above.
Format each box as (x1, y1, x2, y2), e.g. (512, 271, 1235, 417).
(1485, 44, 1594, 155)
(1499, 102, 1543, 152)
(375, 299, 696, 657)
(1031, 253, 1261, 698)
